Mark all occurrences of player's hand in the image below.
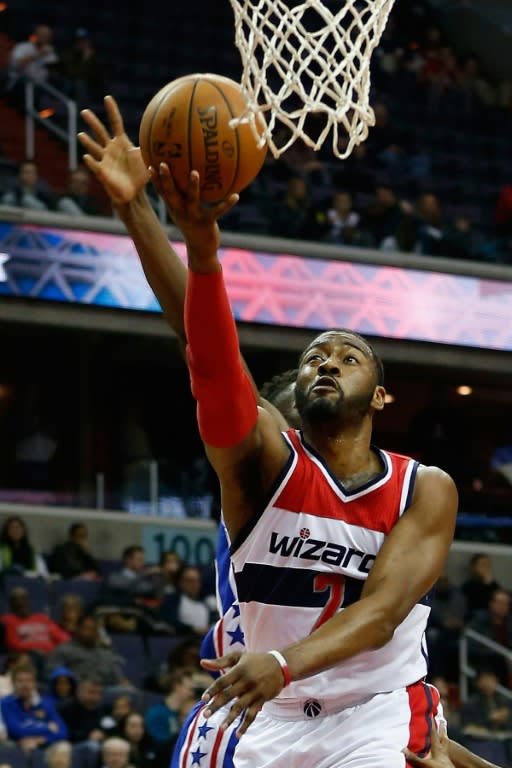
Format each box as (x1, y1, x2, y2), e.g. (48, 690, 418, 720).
(200, 650, 286, 737)
(78, 95, 151, 205)
(151, 163, 238, 266)
(403, 723, 453, 768)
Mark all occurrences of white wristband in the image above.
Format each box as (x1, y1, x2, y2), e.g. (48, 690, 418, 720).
(267, 649, 292, 687)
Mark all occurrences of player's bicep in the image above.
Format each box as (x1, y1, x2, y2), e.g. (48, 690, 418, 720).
(361, 466, 458, 623)
(205, 406, 289, 486)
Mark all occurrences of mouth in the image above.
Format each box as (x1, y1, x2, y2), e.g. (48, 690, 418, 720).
(312, 376, 339, 393)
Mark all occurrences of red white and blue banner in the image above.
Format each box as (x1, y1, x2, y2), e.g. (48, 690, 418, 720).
(0, 221, 511, 351)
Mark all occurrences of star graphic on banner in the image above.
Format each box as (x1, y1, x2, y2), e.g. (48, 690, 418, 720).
(227, 623, 245, 645)
(197, 721, 214, 740)
(191, 747, 208, 765)
(0, 253, 9, 282)
(231, 603, 240, 618)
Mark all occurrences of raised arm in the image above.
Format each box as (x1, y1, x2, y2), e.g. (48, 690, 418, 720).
(201, 463, 457, 734)
(79, 95, 188, 341)
(163, 169, 290, 538)
(78, 96, 285, 420)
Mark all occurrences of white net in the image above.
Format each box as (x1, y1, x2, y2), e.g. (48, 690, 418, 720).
(229, 0, 396, 159)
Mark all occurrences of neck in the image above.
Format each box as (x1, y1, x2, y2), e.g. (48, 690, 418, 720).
(302, 421, 378, 487)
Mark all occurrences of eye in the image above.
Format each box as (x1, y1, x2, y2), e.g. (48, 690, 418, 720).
(306, 353, 323, 363)
(344, 354, 359, 364)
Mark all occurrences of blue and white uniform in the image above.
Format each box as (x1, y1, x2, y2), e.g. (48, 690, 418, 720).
(171, 523, 244, 768)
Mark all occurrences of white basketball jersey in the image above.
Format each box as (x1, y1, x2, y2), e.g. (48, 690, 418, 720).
(230, 430, 431, 712)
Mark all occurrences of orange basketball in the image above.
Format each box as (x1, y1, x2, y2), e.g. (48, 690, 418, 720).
(139, 73, 267, 203)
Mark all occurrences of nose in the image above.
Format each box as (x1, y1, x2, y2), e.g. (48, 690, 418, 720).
(318, 358, 340, 376)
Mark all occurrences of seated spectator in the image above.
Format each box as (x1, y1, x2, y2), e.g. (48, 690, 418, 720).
(46, 615, 131, 689)
(1, 662, 68, 750)
(159, 566, 216, 636)
(468, 588, 512, 687)
(49, 666, 77, 711)
(157, 551, 183, 597)
(279, 138, 330, 188)
(45, 741, 72, 768)
(462, 554, 502, 620)
(144, 669, 195, 752)
(459, 667, 511, 767)
(361, 183, 414, 250)
(0, 515, 49, 578)
(106, 546, 161, 606)
(58, 28, 105, 109)
(268, 176, 313, 240)
(0, 652, 32, 698)
(56, 167, 103, 217)
(318, 191, 362, 245)
(50, 523, 100, 580)
(101, 695, 133, 737)
(56, 594, 85, 636)
(1, 160, 55, 211)
(119, 713, 157, 768)
(101, 737, 131, 768)
(6, 25, 59, 109)
(0, 587, 70, 656)
(426, 572, 467, 681)
(59, 676, 107, 743)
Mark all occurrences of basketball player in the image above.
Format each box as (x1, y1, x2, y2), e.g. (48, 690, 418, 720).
(144, 164, 459, 767)
(79, 97, 503, 768)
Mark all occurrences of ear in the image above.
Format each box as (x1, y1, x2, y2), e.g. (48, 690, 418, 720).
(372, 385, 386, 412)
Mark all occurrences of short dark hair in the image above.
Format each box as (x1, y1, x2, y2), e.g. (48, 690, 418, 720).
(259, 369, 298, 404)
(69, 522, 85, 536)
(300, 329, 385, 387)
(122, 545, 143, 561)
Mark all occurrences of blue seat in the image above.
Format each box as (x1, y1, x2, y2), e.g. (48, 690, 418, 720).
(109, 633, 147, 688)
(0, 745, 28, 768)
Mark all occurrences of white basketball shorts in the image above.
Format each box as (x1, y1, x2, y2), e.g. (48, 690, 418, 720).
(234, 680, 441, 768)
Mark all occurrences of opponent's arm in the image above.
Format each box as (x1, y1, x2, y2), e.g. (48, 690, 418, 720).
(202, 464, 457, 734)
(78, 96, 279, 405)
(447, 740, 503, 768)
(79, 96, 188, 341)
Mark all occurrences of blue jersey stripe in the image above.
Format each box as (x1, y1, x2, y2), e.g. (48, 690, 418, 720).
(235, 563, 364, 608)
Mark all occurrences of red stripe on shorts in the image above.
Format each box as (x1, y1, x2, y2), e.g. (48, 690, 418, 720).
(209, 726, 225, 767)
(406, 679, 439, 765)
(180, 704, 205, 768)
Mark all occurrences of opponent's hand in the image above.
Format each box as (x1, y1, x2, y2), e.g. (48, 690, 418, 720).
(403, 723, 453, 768)
(152, 163, 238, 268)
(200, 650, 286, 737)
(78, 95, 151, 205)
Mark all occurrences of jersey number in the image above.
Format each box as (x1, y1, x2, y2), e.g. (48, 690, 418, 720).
(311, 573, 345, 631)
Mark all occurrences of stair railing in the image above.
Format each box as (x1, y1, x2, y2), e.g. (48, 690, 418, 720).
(24, 78, 78, 170)
(459, 627, 512, 701)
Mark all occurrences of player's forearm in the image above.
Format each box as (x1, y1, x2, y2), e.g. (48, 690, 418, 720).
(185, 268, 257, 448)
(115, 190, 187, 341)
(448, 739, 502, 768)
(283, 594, 395, 681)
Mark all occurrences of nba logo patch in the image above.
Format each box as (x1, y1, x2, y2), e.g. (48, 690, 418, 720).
(303, 699, 322, 718)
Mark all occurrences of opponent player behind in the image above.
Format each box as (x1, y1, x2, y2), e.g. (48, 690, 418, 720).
(78, 96, 502, 768)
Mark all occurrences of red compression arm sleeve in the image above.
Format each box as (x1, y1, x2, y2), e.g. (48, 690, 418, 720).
(185, 268, 258, 448)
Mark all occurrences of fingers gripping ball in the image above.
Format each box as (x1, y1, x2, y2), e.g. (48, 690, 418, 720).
(139, 73, 267, 203)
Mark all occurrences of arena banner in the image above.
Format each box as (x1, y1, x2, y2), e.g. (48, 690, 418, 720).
(142, 524, 217, 567)
(0, 221, 511, 351)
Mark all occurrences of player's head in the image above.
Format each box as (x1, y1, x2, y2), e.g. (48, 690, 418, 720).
(259, 368, 300, 428)
(295, 329, 385, 426)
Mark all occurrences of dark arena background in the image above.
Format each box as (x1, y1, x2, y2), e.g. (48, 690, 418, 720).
(0, 1, 511, 765)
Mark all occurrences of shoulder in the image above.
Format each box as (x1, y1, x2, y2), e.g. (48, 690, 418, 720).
(415, 464, 458, 497)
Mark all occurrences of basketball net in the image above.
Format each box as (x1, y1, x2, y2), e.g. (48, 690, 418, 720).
(229, 0, 396, 159)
